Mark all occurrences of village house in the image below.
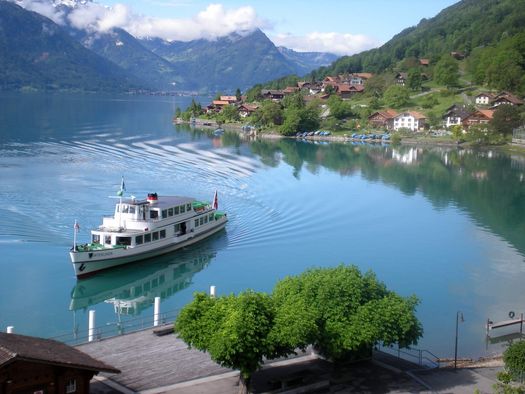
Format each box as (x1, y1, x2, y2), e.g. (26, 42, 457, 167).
(450, 51, 465, 60)
(349, 73, 373, 85)
(368, 109, 398, 130)
(206, 100, 230, 113)
(442, 104, 471, 128)
(261, 89, 284, 101)
(219, 95, 238, 104)
(395, 72, 408, 86)
(490, 91, 524, 107)
(393, 111, 427, 131)
(475, 92, 494, 105)
(237, 103, 259, 118)
(336, 83, 364, 99)
(283, 86, 300, 95)
(0, 332, 119, 394)
(462, 109, 494, 127)
(419, 58, 430, 67)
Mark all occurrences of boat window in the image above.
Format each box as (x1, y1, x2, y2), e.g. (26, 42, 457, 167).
(174, 223, 181, 233)
(160, 229, 166, 239)
(153, 232, 159, 241)
(66, 379, 77, 394)
(144, 233, 151, 243)
(150, 210, 159, 219)
(152, 278, 158, 288)
(199, 217, 204, 225)
(105, 235, 111, 245)
(194, 219, 199, 227)
(209, 213, 214, 221)
(121, 205, 129, 213)
(116, 236, 131, 246)
(92, 234, 100, 244)
(168, 208, 173, 216)
(204, 216, 208, 224)
(180, 205, 186, 213)
(129, 206, 135, 214)
(135, 235, 143, 245)
(162, 210, 168, 219)
(187, 203, 192, 211)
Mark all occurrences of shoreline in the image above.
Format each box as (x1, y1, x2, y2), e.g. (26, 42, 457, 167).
(174, 118, 525, 152)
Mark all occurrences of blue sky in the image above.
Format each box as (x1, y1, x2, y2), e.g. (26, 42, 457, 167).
(18, 0, 459, 55)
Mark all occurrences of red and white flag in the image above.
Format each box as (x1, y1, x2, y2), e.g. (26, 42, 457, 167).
(212, 190, 218, 210)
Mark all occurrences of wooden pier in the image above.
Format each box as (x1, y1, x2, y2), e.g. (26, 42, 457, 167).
(486, 313, 524, 336)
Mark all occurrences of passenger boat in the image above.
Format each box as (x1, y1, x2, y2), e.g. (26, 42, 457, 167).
(69, 179, 227, 278)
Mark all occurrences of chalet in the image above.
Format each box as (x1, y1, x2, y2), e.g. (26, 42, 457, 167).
(419, 58, 430, 66)
(350, 73, 373, 85)
(336, 83, 364, 98)
(450, 51, 465, 60)
(283, 86, 300, 95)
(490, 92, 524, 107)
(442, 104, 471, 128)
(261, 89, 284, 101)
(475, 92, 494, 105)
(206, 100, 230, 113)
(0, 332, 119, 394)
(238, 103, 259, 118)
(462, 109, 494, 127)
(219, 95, 238, 104)
(393, 111, 426, 131)
(368, 109, 398, 130)
(395, 72, 408, 86)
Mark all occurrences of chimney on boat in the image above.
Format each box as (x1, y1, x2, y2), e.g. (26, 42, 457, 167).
(147, 193, 158, 204)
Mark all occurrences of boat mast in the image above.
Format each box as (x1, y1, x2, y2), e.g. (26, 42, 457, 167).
(117, 176, 126, 229)
(73, 220, 79, 250)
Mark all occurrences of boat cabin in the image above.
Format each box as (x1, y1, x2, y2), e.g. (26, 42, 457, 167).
(89, 194, 222, 249)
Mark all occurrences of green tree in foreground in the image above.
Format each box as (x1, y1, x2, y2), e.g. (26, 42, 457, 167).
(272, 265, 422, 361)
(175, 265, 422, 392)
(503, 340, 525, 382)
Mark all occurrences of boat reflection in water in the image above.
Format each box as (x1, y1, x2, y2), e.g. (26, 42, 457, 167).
(69, 244, 217, 317)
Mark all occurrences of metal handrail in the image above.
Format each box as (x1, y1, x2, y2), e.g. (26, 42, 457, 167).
(378, 344, 441, 369)
(50, 309, 180, 346)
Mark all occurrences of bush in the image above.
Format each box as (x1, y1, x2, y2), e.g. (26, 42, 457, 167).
(391, 133, 402, 145)
(504, 341, 525, 382)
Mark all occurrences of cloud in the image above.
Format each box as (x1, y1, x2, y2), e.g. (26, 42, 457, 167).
(13, 0, 66, 25)
(68, 2, 132, 32)
(271, 32, 380, 56)
(124, 3, 267, 41)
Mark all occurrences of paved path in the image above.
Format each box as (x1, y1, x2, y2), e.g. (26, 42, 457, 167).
(80, 327, 504, 393)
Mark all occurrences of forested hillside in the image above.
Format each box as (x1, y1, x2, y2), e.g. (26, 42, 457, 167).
(309, 0, 525, 93)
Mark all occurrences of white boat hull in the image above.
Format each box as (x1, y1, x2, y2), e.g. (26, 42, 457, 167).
(70, 219, 226, 278)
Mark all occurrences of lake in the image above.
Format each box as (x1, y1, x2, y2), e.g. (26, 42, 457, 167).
(1, 92, 524, 360)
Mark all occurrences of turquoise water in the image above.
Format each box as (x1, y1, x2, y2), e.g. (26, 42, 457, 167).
(1, 93, 524, 359)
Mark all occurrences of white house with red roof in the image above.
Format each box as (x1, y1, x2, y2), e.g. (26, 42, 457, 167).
(393, 111, 427, 131)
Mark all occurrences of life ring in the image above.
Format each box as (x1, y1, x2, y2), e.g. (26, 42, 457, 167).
(509, 311, 515, 319)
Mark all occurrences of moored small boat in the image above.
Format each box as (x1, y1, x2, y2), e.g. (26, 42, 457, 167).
(70, 179, 227, 278)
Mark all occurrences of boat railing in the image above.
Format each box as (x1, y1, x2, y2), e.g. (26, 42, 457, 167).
(51, 309, 181, 346)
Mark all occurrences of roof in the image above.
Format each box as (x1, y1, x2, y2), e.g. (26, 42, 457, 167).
(395, 111, 426, 120)
(353, 73, 373, 79)
(238, 104, 259, 111)
(476, 92, 494, 98)
(0, 332, 120, 373)
(219, 95, 237, 102)
(369, 109, 398, 120)
(419, 58, 430, 65)
(212, 100, 230, 106)
(478, 109, 495, 119)
(493, 93, 524, 105)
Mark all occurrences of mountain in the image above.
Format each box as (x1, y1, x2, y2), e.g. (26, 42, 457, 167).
(0, 1, 140, 92)
(141, 29, 314, 92)
(313, 0, 525, 76)
(70, 27, 185, 91)
(277, 47, 338, 75)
